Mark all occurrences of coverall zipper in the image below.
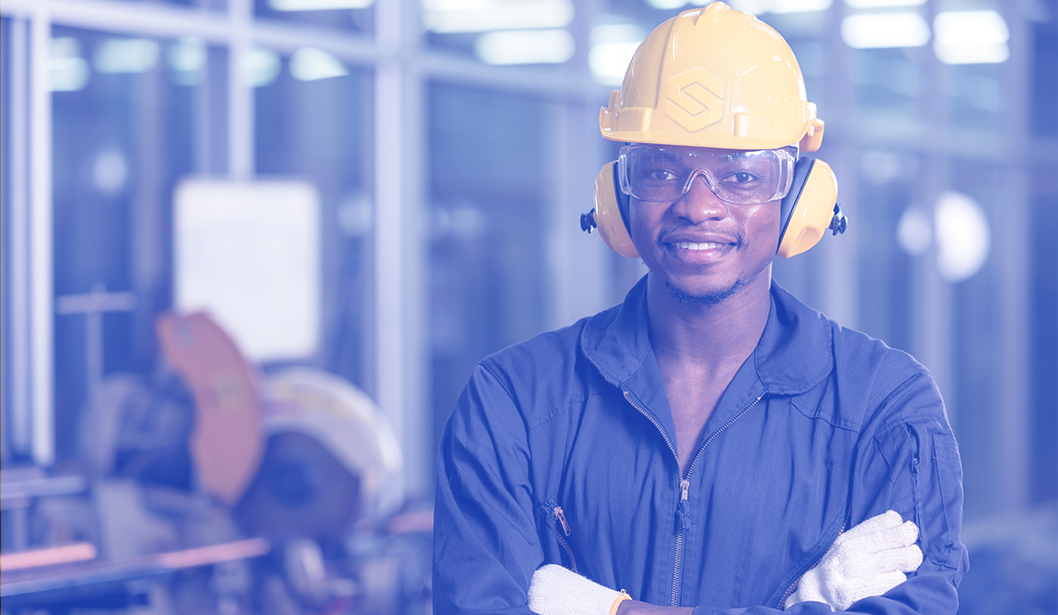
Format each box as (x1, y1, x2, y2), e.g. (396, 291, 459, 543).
(623, 390, 765, 607)
(553, 506, 578, 573)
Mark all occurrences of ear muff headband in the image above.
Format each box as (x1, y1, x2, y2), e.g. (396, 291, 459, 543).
(777, 157, 841, 258)
(592, 162, 639, 258)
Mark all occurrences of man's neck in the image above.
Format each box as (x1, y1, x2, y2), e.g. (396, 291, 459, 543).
(645, 272, 772, 377)
(645, 270, 772, 472)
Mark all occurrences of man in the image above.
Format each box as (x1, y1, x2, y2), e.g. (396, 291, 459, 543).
(433, 3, 967, 614)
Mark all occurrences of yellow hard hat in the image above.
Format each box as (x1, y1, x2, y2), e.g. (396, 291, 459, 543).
(599, 2, 825, 153)
(584, 2, 845, 260)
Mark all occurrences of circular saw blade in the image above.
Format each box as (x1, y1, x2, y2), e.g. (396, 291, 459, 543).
(233, 431, 360, 542)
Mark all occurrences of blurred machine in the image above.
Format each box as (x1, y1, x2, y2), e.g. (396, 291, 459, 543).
(0, 313, 431, 615)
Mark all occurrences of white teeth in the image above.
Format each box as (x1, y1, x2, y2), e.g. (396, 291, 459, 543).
(675, 241, 723, 251)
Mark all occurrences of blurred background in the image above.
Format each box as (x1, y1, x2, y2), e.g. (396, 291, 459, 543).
(0, 0, 1055, 613)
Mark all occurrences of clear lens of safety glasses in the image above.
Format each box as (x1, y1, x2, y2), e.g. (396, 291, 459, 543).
(618, 144, 796, 205)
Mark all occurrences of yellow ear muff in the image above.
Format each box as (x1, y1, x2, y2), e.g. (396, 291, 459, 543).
(587, 158, 844, 260)
(777, 158, 842, 258)
(591, 162, 640, 258)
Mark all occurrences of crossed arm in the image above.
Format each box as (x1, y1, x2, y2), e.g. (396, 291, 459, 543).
(528, 511, 923, 615)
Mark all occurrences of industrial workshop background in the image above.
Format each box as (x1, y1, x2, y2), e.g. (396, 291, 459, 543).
(0, 0, 1056, 613)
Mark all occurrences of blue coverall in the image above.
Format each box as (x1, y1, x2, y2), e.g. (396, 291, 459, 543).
(434, 277, 968, 614)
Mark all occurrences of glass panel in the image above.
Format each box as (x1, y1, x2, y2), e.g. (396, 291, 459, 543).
(51, 27, 218, 460)
(943, 62, 1001, 133)
(421, 0, 576, 66)
(853, 47, 920, 129)
(427, 83, 548, 445)
(1028, 4, 1057, 506)
(105, 0, 225, 8)
(254, 49, 374, 392)
(1, 17, 12, 463)
(580, 3, 670, 85)
(254, 0, 374, 33)
(946, 160, 1001, 520)
(1031, 19, 1058, 137)
(1029, 172, 1058, 504)
(850, 149, 917, 352)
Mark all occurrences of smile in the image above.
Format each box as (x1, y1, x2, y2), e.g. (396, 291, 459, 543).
(674, 241, 726, 251)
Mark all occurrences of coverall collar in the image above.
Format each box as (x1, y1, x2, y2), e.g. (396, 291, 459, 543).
(580, 275, 834, 437)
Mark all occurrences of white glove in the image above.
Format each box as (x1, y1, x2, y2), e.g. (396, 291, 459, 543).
(785, 510, 923, 611)
(528, 564, 630, 615)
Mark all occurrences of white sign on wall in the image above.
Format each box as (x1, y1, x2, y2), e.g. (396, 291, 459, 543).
(174, 179, 321, 361)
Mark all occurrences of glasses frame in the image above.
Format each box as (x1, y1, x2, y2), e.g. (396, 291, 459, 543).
(617, 144, 798, 205)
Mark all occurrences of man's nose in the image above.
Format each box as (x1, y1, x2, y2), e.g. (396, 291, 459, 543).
(672, 173, 728, 223)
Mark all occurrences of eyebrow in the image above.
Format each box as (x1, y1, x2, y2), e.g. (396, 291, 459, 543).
(648, 150, 682, 164)
(678, 149, 747, 163)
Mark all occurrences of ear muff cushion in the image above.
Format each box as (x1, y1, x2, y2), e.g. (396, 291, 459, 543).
(777, 157, 839, 258)
(593, 162, 640, 258)
(612, 161, 632, 232)
(778, 158, 815, 246)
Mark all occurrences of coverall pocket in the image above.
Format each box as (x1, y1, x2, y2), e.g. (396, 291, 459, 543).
(910, 426, 963, 569)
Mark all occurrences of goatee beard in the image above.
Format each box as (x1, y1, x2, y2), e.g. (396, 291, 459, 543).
(663, 279, 741, 307)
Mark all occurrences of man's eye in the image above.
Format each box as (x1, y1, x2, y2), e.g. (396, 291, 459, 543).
(646, 169, 679, 181)
(725, 171, 759, 184)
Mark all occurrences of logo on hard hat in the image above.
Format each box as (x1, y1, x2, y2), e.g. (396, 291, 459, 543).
(665, 68, 726, 131)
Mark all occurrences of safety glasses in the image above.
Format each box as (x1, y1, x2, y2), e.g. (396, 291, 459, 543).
(618, 144, 797, 205)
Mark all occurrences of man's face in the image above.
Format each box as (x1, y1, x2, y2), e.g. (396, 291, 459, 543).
(626, 146, 783, 305)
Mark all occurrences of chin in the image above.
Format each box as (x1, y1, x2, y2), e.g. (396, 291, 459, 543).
(663, 278, 741, 307)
